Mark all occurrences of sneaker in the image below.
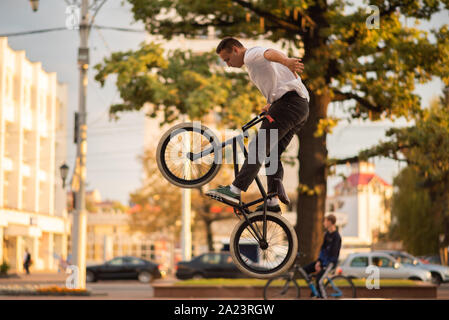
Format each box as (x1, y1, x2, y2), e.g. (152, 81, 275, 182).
(206, 185, 241, 205)
(255, 204, 281, 213)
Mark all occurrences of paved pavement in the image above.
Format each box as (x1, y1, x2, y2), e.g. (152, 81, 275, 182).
(1, 272, 448, 300)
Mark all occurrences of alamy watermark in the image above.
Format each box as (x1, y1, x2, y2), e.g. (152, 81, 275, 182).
(65, 5, 80, 30)
(366, 5, 380, 29)
(65, 265, 79, 289)
(365, 266, 381, 289)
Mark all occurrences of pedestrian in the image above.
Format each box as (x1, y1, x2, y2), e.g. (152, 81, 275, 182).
(23, 248, 32, 275)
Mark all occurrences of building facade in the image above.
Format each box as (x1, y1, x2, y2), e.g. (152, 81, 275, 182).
(326, 161, 393, 258)
(0, 37, 70, 273)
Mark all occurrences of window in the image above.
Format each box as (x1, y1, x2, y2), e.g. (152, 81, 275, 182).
(372, 256, 394, 268)
(397, 254, 415, 265)
(350, 256, 369, 267)
(223, 255, 233, 265)
(126, 258, 145, 265)
(201, 254, 221, 265)
(107, 257, 124, 266)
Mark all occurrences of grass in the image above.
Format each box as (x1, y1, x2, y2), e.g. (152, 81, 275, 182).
(174, 278, 421, 287)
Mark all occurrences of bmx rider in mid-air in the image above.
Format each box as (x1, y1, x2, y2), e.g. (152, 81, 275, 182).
(206, 37, 310, 214)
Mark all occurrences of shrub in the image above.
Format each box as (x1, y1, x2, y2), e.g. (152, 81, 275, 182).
(0, 261, 10, 275)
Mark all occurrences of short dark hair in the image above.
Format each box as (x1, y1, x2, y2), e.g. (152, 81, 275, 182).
(325, 214, 337, 225)
(216, 37, 244, 54)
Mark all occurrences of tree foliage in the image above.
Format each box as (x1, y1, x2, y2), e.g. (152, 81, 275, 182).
(389, 166, 440, 255)
(94, 43, 264, 128)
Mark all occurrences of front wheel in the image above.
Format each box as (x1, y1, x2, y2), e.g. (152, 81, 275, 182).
(156, 122, 222, 188)
(263, 275, 300, 300)
(323, 275, 356, 299)
(230, 212, 298, 279)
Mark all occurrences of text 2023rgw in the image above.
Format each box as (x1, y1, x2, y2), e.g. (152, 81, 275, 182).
(174, 304, 275, 317)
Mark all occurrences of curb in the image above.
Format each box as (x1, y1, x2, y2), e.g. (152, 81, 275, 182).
(153, 284, 437, 299)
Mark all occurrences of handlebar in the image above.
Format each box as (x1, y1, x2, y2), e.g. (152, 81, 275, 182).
(241, 111, 268, 132)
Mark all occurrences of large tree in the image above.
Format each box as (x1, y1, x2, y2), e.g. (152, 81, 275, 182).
(96, 0, 449, 263)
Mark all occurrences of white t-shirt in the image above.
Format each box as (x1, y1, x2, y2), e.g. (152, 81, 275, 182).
(243, 46, 310, 104)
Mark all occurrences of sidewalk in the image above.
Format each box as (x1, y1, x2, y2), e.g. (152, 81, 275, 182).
(0, 272, 67, 286)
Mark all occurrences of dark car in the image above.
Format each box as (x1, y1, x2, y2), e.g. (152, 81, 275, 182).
(86, 256, 162, 283)
(176, 252, 246, 280)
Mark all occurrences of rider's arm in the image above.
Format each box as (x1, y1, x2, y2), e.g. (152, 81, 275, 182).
(263, 49, 303, 77)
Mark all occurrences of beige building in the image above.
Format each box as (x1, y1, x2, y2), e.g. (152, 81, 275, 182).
(0, 37, 70, 273)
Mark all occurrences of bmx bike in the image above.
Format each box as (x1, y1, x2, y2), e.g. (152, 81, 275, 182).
(263, 253, 356, 299)
(156, 112, 298, 278)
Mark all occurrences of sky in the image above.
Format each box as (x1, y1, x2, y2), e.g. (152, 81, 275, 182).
(0, 1, 447, 204)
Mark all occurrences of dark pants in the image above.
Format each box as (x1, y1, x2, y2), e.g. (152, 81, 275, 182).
(233, 91, 309, 193)
(23, 263, 30, 275)
(303, 261, 335, 298)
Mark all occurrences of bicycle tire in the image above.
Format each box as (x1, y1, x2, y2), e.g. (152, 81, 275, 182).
(230, 212, 298, 279)
(263, 275, 300, 300)
(156, 122, 221, 188)
(324, 275, 356, 299)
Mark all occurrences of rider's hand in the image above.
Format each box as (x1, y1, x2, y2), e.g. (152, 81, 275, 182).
(315, 261, 321, 272)
(262, 103, 271, 113)
(283, 57, 304, 77)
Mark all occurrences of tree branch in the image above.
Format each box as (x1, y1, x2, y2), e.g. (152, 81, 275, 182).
(331, 88, 380, 112)
(327, 143, 417, 167)
(230, 0, 309, 36)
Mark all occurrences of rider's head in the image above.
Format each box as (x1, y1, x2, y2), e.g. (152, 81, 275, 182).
(324, 214, 337, 231)
(216, 37, 246, 68)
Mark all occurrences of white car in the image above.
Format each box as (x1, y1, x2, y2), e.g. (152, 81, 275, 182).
(340, 252, 432, 282)
(376, 250, 449, 285)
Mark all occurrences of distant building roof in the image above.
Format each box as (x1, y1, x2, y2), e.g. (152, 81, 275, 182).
(336, 173, 391, 189)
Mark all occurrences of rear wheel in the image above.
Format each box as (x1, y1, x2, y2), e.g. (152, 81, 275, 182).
(86, 270, 96, 283)
(263, 275, 300, 300)
(431, 273, 442, 286)
(138, 271, 153, 283)
(230, 212, 298, 279)
(192, 273, 204, 280)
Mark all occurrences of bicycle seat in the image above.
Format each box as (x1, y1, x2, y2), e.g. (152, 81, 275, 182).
(274, 178, 290, 205)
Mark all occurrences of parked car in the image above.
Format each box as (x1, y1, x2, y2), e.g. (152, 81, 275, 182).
(417, 255, 442, 265)
(176, 252, 247, 280)
(86, 256, 162, 283)
(376, 250, 449, 285)
(340, 252, 432, 282)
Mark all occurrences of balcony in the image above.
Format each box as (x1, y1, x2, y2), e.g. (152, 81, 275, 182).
(4, 103, 15, 123)
(38, 169, 47, 182)
(22, 163, 31, 177)
(22, 109, 33, 131)
(3, 157, 13, 171)
(39, 116, 48, 137)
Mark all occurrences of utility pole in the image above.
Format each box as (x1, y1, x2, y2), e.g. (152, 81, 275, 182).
(181, 117, 192, 261)
(72, 0, 89, 289)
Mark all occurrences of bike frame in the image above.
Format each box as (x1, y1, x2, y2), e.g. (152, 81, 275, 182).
(188, 112, 277, 244)
(292, 265, 342, 298)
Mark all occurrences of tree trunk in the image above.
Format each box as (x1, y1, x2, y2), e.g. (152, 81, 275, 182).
(296, 90, 330, 265)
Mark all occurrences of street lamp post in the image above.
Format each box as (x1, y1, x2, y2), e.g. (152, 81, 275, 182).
(29, 0, 39, 12)
(59, 163, 69, 189)
(31, 0, 106, 289)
